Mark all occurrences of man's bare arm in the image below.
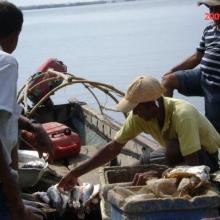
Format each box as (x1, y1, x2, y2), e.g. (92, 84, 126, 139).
(58, 140, 124, 191)
(183, 152, 200, 166)
(165, 51, 204, 75)
(74, 140, 123, 176)
(0, 141, 25, 217)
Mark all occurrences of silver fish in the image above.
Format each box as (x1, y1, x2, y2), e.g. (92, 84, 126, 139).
(80, 183, 94, 206)
(47, 185, 62, 209)
(23, 199, 50, 209)
(47, 184, 70, 215)
(69, 186, 81, 209)
(88, 184, 100, 201)
(34, 191, 50, 204)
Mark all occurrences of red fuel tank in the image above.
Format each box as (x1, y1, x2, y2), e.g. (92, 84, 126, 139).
(20, 122, 81, 163)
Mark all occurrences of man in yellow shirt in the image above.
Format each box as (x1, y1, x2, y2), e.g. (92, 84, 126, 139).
(58, 76, 220, 190)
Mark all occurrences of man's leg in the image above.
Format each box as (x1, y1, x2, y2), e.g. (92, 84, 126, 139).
(204, 99, 220, 133)
(162, 69, 204, 97)
(162, 72, 181, 97)
(165, 139, 219, 172)
(201, 75, 220, 133)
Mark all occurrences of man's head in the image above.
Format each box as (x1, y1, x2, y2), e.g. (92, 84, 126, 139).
(116, 75, 164, 120)
(198, 0, 220, 6)
(0, 1, 23, 53)
(198, 0, 220, 26)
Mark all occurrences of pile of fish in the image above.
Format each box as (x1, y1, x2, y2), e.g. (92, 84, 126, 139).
(34, 183, 100, 219)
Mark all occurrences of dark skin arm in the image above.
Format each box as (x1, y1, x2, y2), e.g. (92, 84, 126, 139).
(58, 140, 124, 191)
(164, 50, 204, 75)
(183, 152, 200, 166)
(165, 139, 200, 166)
(0, 141, 42, 220)
(10, 144, 19, 170)
(162, 50, 204, 97)
(132, 168, 167, 186)
(18, 115, 53, 158)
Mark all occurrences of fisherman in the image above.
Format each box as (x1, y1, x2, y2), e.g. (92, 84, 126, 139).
(58, 75, 220, 189)
(0, 2, 53, 219)
(162, 0, 220, 133)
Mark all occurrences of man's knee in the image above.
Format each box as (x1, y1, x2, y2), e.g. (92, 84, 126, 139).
(162, 73, 180, 96)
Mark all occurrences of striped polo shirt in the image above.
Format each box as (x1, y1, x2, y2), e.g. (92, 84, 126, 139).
(197, 23, 220, 86)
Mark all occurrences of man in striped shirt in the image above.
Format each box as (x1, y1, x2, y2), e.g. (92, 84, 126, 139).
(162, 0, 220, 133)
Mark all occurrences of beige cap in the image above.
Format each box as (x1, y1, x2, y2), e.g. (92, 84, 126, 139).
(198, 0, 220, 6)
(116, 75, 164, 113)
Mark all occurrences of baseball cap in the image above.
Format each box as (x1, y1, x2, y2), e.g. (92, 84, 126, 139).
(115, 75, 164, 113)
(198, 0, 220, 6)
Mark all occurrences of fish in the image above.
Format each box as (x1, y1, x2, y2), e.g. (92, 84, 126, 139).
(23, 199, 50, 209)
(85, 184, 100, 205)
(47, 185, 62, 209)
(69, 186, 81, 209)
(47, 184, 70, 215)
(80, 183, 94, 206)
(164, 165, 210, 181)
(33, 191, 50, 204)
(88, 184, 100, 201)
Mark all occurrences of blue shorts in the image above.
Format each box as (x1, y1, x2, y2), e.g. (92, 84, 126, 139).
(0, 184, 10, 220)
(176, 68, 220, 133)
(176, 68, 204, 96)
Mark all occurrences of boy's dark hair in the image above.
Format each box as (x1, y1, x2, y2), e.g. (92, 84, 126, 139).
(0, 1, 23, 39)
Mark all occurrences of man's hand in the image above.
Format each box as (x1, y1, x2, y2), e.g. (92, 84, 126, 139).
(132, 170, 160, 186)
(57, 170, 78, 192)
(19, 116, 54, 158)
(163, 71, 173, 77)
(31, 123, 53, 158)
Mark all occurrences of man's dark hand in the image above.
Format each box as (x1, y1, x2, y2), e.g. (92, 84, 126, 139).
(132, 170, 160, 186)
(32, 123, 54, 158)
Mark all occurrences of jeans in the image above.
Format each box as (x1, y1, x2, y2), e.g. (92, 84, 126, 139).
(176, 68, 220, 133)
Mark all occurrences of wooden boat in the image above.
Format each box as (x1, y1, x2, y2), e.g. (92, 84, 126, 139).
(17, 69, 161, 219)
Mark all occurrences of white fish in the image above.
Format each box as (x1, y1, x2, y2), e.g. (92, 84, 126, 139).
(88, 184, 100, 201)
(47, 185, 62, 209)
(80, 183, 94, 206)
(69, 186, 81, 209)
(164, 165, 210, 181)
(47, 184, 70, 215)
(34, 191, 50, 204)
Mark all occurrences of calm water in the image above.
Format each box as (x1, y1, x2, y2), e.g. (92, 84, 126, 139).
(15, 0, 209, 118)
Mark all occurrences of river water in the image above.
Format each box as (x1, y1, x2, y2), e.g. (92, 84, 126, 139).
(14, 0, 209, 117)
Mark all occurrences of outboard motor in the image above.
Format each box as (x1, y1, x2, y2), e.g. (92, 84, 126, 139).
(28, 58, 67, 107)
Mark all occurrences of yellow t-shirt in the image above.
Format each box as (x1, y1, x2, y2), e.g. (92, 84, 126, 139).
(114, 97, 220, 156)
